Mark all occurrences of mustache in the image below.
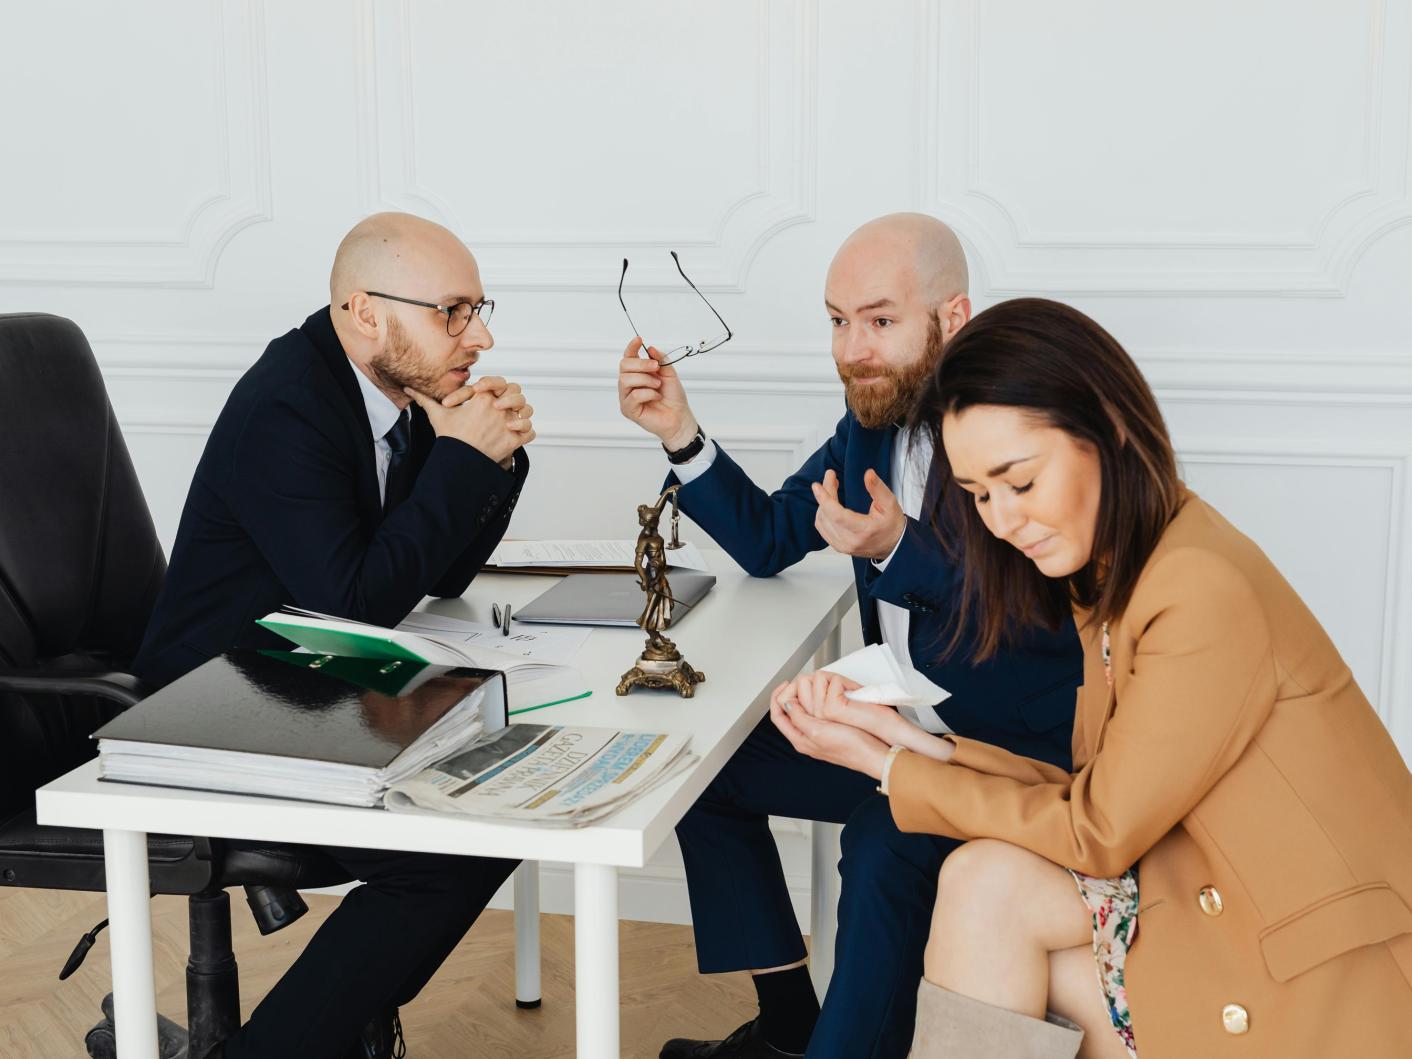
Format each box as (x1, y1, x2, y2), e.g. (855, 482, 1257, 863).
(837, 362, 902, 383)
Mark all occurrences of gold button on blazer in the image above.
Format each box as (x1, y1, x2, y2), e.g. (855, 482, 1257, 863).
(890, 491, 1412, 1058)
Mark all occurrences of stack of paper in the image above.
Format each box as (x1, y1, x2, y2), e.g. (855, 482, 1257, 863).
(487, 539, 710, 572)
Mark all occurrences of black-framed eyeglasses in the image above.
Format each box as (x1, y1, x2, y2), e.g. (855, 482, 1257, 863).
(340, 291, 494, 337)
(618, 251, 732, 366)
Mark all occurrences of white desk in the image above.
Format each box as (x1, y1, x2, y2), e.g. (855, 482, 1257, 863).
(37, 550, 856, 1058)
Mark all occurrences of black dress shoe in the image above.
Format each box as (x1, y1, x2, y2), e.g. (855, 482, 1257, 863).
(346, 1007, 406, 1059)
(660, 1018, 801, 1058)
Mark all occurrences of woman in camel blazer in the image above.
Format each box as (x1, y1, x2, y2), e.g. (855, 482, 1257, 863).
(770, 298, 1412, 1058)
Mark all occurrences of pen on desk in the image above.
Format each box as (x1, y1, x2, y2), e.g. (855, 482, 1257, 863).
(492, 602, 513, 637)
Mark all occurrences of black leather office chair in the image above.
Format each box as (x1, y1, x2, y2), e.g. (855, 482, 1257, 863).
(0, 312, 351, 1057)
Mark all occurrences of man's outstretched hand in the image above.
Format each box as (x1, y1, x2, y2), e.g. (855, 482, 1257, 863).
(811, 468, 906, 560)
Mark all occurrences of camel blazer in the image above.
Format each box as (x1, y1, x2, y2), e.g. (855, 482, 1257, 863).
(889, 490, 1412, 1058)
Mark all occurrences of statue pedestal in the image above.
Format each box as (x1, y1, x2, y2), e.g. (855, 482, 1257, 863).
(616, 653, 706, 698)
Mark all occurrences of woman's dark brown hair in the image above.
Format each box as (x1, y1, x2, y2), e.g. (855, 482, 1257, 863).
(908, 297, 1182, 662)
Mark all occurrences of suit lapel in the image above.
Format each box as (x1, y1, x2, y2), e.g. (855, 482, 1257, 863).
(1074, 615, 1117, 765)
(300, 307, 382, 518)
(875, 426, 896, 497)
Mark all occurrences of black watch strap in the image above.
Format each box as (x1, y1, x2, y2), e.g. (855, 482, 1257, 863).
(664, 427, 707, 465)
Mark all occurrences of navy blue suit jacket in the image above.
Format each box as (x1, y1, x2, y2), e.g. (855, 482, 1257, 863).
(133, 307, 527, 688)
(671, 411, 1081, 769)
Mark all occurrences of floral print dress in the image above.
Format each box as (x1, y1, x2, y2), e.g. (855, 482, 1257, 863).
(1065, 621, 1140, 1057)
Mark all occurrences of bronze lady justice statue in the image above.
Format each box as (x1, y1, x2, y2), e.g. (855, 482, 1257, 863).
(616, 485, 705, 697)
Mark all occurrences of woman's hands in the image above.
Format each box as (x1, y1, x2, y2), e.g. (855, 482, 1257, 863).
(770, 674, 892, 780)
(769, 669, 956, 781)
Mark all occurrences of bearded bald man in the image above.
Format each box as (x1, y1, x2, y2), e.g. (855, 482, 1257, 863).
(132, 212, 532, 1058)
(618, 214, 1083, 1059)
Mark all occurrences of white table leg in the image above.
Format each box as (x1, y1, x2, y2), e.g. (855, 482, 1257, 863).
(574, 863, 619, 1059)
(808, 621, 844, 996)
(514, 860, 542, 1008)
(104, 828, 158, 1059)
(812, 624, 842, 669)
(809, 820, 843, 996)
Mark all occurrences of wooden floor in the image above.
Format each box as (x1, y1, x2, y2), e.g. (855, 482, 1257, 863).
(0, 885, 759, 1057)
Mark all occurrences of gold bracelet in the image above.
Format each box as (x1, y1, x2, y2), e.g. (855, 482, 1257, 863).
(877, 745, 906, 796)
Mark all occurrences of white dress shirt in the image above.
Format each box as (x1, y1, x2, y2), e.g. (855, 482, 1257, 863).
(668, 428, 951, 733)
(349, 359, 404, 504)
(871, 430, 950, 733)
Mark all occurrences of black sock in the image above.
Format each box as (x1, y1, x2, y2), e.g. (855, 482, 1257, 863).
(752, 965, 819, 1055)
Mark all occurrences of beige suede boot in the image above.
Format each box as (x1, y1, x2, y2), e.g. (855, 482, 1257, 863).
(909, 979, 1084, 1059)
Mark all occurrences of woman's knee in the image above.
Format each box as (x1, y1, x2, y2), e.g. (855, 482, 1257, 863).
(934, 838, 1041, 916)
(933, 841, 1090, 954)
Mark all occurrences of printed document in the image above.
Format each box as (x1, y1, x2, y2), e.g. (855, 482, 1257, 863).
(488, 539, 710, 572)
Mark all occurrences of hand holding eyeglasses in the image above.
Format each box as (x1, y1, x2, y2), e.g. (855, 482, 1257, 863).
(616, 251, 729, 451)
(618, 337, 700, 451)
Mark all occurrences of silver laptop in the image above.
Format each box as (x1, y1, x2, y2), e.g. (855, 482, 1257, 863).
(513, 572, 716, 627)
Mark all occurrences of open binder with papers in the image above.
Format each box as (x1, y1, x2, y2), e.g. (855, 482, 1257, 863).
(256, 607, 591, 713)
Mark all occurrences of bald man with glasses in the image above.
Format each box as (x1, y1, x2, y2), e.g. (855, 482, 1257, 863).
(132, 211, 532, 1058)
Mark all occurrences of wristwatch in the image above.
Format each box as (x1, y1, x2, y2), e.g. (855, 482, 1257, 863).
(664, 426, 707, 465)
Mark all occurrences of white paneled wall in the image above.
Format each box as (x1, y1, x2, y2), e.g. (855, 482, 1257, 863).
(4, 0, 1410, 924)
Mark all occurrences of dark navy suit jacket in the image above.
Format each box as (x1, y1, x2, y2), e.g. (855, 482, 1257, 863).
(671, 410, 1081, 769)
(133, 307, 528, 688)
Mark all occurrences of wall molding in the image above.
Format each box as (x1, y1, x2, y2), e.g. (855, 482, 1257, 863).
(530, 420, 828, 470)
(117, 414, 829, 466)
(919, 0, 1412, 295)
(0, 0, 272, 288)
(353, 0, 817, 291)
(1175, 438, 1410, 728)
(89, 333, 1412, 401)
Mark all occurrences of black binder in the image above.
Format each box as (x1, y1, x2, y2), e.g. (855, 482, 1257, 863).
(94, 650, 508, 806)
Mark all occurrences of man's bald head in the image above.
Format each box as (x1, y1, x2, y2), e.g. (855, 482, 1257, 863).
(329, 212, 478, 308)
(824, 213, 972, 429)
(331, 212, 493, 407)
(830, 212, 968, 306)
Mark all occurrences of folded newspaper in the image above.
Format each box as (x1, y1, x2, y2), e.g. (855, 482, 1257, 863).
(385, 723, 696, 827)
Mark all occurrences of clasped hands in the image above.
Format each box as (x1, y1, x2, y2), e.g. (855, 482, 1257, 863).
(770, 670, 954, 781)
(404, 376, 534, 468)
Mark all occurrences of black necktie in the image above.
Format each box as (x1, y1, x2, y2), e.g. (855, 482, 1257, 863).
(382, 410, 414, 514)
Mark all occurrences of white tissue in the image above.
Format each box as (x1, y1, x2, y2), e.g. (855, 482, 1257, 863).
(820, 643, 951, 709)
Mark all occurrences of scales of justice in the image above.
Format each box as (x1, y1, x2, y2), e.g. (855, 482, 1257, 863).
(615, 484, 706, 698)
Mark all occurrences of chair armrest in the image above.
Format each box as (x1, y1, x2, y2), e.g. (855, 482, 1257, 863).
(0, 667, 147, 708)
